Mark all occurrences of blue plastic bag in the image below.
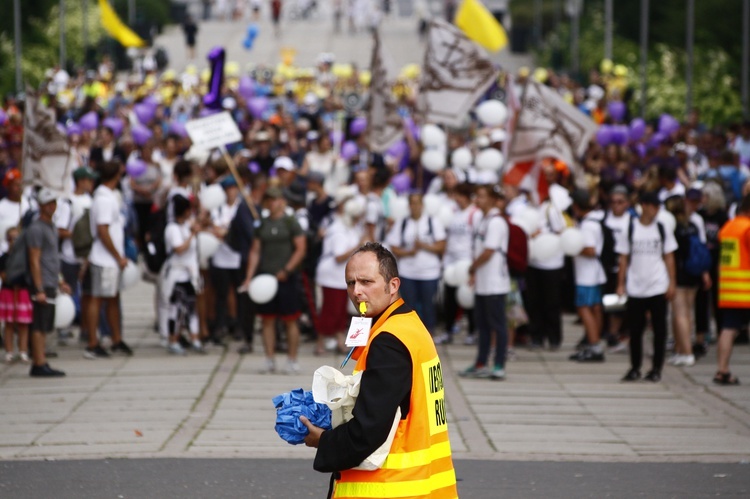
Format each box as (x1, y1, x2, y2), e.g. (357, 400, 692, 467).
(272, 389, 332, 445)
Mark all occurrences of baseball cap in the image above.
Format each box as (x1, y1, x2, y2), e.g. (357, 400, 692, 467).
(2, 168, 21, 187)
(36, 187, 58, 205)
(638, 190, 660, 206)
(220, 175, 238, 189)
(307, 171, 325, 185)
(274, 156, 295, 172)
(264, 186, 284, 199)
(73, 166, 98, 181)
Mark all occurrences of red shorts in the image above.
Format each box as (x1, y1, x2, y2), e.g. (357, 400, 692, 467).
(0, 287, 33, 324)
(317, 287, 350, 336)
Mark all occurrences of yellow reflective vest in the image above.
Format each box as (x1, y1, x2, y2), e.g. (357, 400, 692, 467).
(718, 215, 750, 309)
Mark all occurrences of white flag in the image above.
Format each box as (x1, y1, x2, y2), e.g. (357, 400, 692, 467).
(367, 30, 403, 153)
(506, 80, 598, 174)
(22, 93, 72, 196)
(418, 19, 499, 127)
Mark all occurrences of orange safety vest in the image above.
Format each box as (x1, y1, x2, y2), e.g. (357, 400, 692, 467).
(718, 215, 750, 309)
(334, 299, 458, 499)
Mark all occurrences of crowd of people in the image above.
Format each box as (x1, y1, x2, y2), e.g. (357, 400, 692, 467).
(1, 47, 749, 385)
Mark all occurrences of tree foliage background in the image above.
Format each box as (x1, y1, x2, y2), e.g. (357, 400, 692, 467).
(509, 0, 746, 126)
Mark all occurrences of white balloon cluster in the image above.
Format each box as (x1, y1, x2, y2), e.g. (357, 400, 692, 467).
(443, 260, 473, 287)
(121, 261, 140, 290)
(54, 294, 76, 329)
(511, 206, 542, 236)
(560, 227, 585, 256)
(248, 274, 279, 304)
(421, 124, 446, 147)
(197, 232, 221, 269)
(421, 149, 446, 173)
(529, 233, 561, 261)
(200, 184, 227, 212)
(476, 100, 509, 127)
(450, 147, 473, 171)
(389, 196, 410, 221)
(475, 148, 504, 172)
(456, 284, 475, 309)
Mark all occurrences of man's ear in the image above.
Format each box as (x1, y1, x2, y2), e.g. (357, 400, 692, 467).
(389, 277, 400, 295)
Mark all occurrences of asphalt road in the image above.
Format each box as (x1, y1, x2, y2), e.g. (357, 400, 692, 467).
(1, 459, 749, 498)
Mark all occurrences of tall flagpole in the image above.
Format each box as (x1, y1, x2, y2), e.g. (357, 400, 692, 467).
(604, 0, 613, 61)
(60, 0, 67, 70)
(685, 0, 694, 116)
(14, 0, 22, 93)
(639, 0, 649, 118)
(743, 0, 750, 119)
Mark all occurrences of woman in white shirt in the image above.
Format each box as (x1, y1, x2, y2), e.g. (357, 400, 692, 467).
(162, 195, 203, 355)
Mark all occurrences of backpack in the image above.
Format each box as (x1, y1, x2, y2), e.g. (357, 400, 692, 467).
(400, 216, 434, 248)
(598, 212, 618, 274)
(684, 230, 712, 276)
(4, 230, 29, 287)
(627, 217, 665, 252)
(502, 217, 529, 277)
(72, 209, 94, 259)
(144, 208, 169, 273)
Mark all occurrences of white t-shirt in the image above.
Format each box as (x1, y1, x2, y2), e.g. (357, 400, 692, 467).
(166, 185, 193, 223)
(689, 211, 707, 243)
(529, 201, 566, 270)
(89, 185, 125, 269)
(385, 214, 446, 281)
(615, 218, 678, 298)
(472, 208, 511, 296)
(658, 182, 686, 203)
(165, 221, 198, 283)
(574, 214, 606, 286)
(444, 204, 482, 266)
(316, 216, 362, 290)
(211, 200, 241, 270)
(605, 211, 632, 249)
(0, 197, 31, 255)
(365, 192, 387, 242)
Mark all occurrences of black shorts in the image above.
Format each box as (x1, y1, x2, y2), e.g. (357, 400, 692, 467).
(721, 308, 750, 330)
(256, 272, 301, 320)
(32, 288, 57, 333)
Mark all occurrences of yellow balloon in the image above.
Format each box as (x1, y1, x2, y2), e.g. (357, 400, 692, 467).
(613, 64, 628, 77)
(225, 61, 240, 77)
(600, 58, 614, 74)
(533, 67, 548, 83)
(359, 70, 371, 87)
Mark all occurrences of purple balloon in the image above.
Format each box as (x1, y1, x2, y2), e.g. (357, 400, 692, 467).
(349, 117, 367, 136)
(390, 172, 411, 194)
(633, 143, 647, 158)
(132, 124, 153, 146)
(134, 103, 156, 125)
(404, 116, 419, 141)
(596, 125, 613, 146)
(102, 117, 124, 137)
(648, 131, 668, 149)
(169, 121, 188, 138)
(608, 101, 627, 122)
(79, 111, 99, 132)
(247, 96, 269, 119)
(126, 158, 147, 178)
(329, 129, 344, 146)
(203, 47, 226, 111)
(341, 140, 358, 161)
(66, 123, 82, 136)
(629, 118, 646, 142)
(142, 95, 159, 108)
(658, 114, 680, 135)
(199, 108, 219, 118)
(248, 161, 260, 173)
(611, 125, 629, 146)
(0, 109, 7, 125)
(238, 76, 255, 99)
(386, 139, 408, 159)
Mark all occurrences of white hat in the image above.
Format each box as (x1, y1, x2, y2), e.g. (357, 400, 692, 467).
(37, 188, 58, 205)
(273, 156, 295, 172)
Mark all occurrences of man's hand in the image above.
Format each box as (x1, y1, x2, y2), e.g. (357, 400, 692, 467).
(118, 256, 129, 270)
(35, 291, 47, 304)
(299, 415, 324, 448)
(59, 282, 72, 295)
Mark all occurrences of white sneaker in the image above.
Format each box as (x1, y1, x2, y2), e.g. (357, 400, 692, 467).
(433, 333, 451, 345)
(18, 352, 30, 363)
(609, 341, 629, 354)
(285, 359, 301, 374)
(667, 354, 680, 365)
(673, 354, 696, 367)
(4, 352, 15, 363)
(168, 343, 186, 355)
(463, 335, 477, 345)
(261, 357, 276, 374)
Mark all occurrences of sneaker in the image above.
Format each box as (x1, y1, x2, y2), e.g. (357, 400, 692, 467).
(433, 333, 452, 345)
(238, 343, 254, 355)
(285, 360, 301, 374)
(111, 341, 134, 356)
(463, 335, 477, 346)
(459, 364, 491, 378)
(191, 341, 206, 354)
(261, 358, 276, 374)
(569, 348, 605, 362)
(644, 370, 661, 382)
(506, 348, 518, 361)
(491, 365, 506, 380)
(4, 352, 15, 363)
(83, 344, 110, 359)
(673, 354, 695, 367)
(168, 343, 187, 355)
(18, 352, 30, 363)
(621, 368, 641, 382)
(609, 340, 629, 354)
(29, 363, 65, 377)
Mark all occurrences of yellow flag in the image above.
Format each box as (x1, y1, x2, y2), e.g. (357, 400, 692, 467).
(454, 0, 508, 52)
(99, 0, 146, 48)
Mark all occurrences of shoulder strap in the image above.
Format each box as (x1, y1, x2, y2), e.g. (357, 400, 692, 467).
(400, 218, 408, 248)
(656, 221, 665, 245)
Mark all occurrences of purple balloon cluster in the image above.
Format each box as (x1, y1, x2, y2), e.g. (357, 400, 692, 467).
(79, 111, 99, 132)
(203, 47, 226, 111)
(247, 96, 269, 119)
(349, 117, 367, 136)
(596, 125, 629, 146)
(126, 157, 147, 178)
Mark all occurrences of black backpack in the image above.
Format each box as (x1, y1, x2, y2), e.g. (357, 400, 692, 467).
(4, 230, 29, 287)
(598, 212, 618, 274)
(72, 209, 94, 258)
(144, 208, 169, 273)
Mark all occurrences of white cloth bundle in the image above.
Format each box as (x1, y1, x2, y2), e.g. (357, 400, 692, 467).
(312, 366, 401, 470)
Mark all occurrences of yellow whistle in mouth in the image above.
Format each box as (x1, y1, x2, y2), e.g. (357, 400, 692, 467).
(359, 302, 367, 315)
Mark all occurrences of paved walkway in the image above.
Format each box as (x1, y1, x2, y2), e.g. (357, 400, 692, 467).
(1, 280, 749, 463)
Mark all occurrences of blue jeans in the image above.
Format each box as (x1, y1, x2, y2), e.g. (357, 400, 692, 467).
(474, 294, 507, 368)
(399, 277, 439, 334)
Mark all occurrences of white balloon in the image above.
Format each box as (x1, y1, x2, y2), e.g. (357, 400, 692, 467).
(197, 232, 221, 269)
(657, 208, 676, 234)
(476, 100, 509, 127)
(121, 261, 140, 290)
(248, 274, 279, 304)
(423, 194, 441, 216)
(200, 184, 227, 211)
(54, 294, 76, 329)
(453, 260, 472, 286)
(421, 124, 446, 147)
(517, 206, 542, 234)
(443, 263, 460, 287)
(451, 147, 473, 170)
(421, 149, 446, 173)
(389, 196, 409, 221)
(560, 227, 585, 256)
(437, 204, 456, 228)
(530, 233, 561, 261)
(510, 216, 533, 236)
(456, 284, 475, 309)
(475, 148, 504, 171)
(344, 195, 367, 218)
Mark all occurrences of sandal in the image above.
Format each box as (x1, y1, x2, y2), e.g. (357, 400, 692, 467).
(713, 371, 740, 386)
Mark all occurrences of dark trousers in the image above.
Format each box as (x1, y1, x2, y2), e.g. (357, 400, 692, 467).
(525, 267, 563, 347)
(210, 264, 254, 342)
(399, 278, 439, 333)
(627, 294, 668, 373)
(443, 283, 475, 337)
(474, 294, 507, 368)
